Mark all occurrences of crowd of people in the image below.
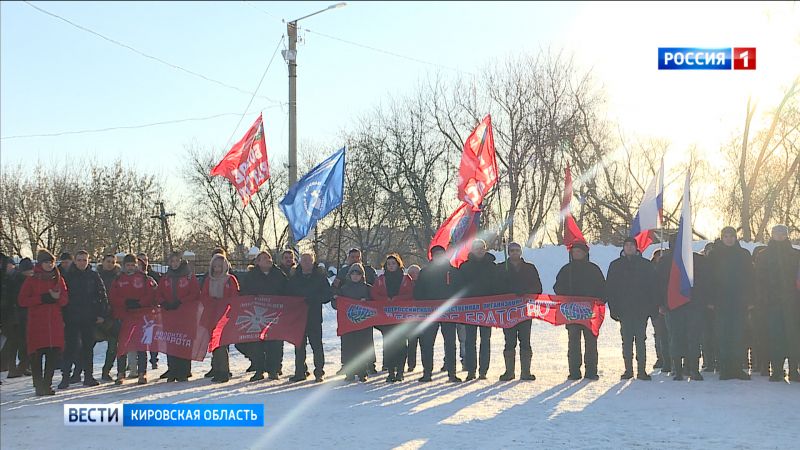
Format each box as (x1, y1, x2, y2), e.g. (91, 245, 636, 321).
(0, 224, 798, 397)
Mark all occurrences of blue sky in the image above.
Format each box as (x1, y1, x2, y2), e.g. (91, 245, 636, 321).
(2, 1, 798, 232)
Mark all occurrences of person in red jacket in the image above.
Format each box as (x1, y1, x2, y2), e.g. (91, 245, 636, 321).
(371, 253, 413, 382)
(18, 249, 69, 396)
(110, 254, 157, 385)
(156, 252, 201, 382)
(201, 254, 240, 383)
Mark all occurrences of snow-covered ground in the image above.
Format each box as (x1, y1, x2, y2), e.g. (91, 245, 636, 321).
(2, 243, 798, 449)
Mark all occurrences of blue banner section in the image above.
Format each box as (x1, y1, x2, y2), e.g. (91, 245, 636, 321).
(658, 47, 732, 70)
(123, 404, 264, 427)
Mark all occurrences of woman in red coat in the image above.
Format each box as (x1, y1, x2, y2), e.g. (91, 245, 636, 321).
(18, 249, 69, 396)
(200, 253, 240, 383)
(370, 253, 413, 382)
(156, 252, 200, 382)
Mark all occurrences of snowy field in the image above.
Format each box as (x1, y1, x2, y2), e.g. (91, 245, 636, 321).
(1, 243, 798, 449)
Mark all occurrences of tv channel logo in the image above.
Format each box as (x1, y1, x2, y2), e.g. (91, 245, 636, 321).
(658, 47, 756, 70)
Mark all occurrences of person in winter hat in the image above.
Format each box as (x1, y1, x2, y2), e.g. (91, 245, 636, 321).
(605, 237, 658, 380)
(554, 241, 606, 380)
(1, 257, 34, 378)
(18, 249, 69, 396)
(201, 253, 240, 383)
(756, 224, 800, 382)
(109, 254, 157, 385)
(338, 262, 374, 382)
(498, 242, 543, 382)
(156, 252, 201, 382)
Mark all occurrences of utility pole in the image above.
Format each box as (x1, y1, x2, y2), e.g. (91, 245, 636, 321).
(287, 19, 298, 247)
(150, 201, 175, 262)
(283, 2, 347, 248)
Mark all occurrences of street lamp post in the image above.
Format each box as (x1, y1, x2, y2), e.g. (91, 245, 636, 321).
(284, 2, 346, 247)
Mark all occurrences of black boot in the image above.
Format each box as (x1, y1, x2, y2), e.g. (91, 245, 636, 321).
(520, 349, 535, 381)
(621, 356, 634, 380)
(499, 350, 515, 381)
(637, 360, 651, 380)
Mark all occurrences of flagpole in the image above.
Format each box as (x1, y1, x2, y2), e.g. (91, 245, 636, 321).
(335, 204, 344, 270)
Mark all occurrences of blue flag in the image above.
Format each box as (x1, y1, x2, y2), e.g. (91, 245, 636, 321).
(279, 147, 345, 241)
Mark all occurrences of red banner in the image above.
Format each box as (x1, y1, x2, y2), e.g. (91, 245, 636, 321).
(525, 295, 605, 336)
(207, 295, 309, 351)
(117, 301, 211, 362)
(210, 114, 270, 207)
(336, 294, 605, 337)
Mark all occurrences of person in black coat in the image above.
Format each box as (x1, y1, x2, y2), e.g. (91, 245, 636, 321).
(605, 237, 658, 380)
(456, 239, 502, 381)
(755, 224, 800, 382)
(707, 227, 755, 380)
(498, 242, 542, 382)
(287, 252, 332, 383)
(332, 248, 378, 374)
(58, 251, 108, 388)
(413, 245, 460, 382)
(554, 241, 606, 380)
(240, 251, 288, 381)
(2, 258, 33, 378)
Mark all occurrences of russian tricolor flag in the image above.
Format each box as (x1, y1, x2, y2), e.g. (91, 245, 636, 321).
(630, 158, 664, 252)
(667, 171, 694, 310)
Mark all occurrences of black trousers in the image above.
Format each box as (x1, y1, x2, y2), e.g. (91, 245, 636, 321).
(620, 315, 647, 371)
(295, 317, 324, 377)
(440, 323, 458, 375)
(211, 345, 229, 376)
(31, 347, 59, 388)
(666, 303, 703, 371)
(381, 324, 408, 373)
(0, 322, 28, 371)
(465, 325, 492, 375)
(62, 321, 96, 379)
(341, 328, 374, 377)
(247, 341, 284, 375)
(417, 323, 438, 376)
(167, 355, 191, 378)
(652, 313, 671, 366)
(407, 332, 421, 369)
(701, 308, 718, 370)
(716, 305, 746, 374)
(567, 324, 597, 377)
(503, 320, 532, 352)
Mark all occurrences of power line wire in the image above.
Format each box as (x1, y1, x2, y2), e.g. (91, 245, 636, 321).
(304, 28, 475, 76)
(0, 104, 285, 140)
(23, 1, 281, 104)
(242, 1, 283, 22)
(238, 1, 474, 76)
(222, 35, 285, 152)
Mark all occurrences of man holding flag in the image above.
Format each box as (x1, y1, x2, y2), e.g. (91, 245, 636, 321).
(656, 172, 704, 381)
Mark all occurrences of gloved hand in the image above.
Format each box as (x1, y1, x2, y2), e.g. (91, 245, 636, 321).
(125, 299, 141, 310)
(162, 300, 181, 311)
(40, 293, 57, 304)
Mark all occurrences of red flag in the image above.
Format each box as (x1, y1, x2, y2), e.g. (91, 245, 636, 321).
(117, 302, 211, 361)
(210, 114, 270, 207)
(207, 295, 309, 350)
(457, 115, 498, 208)
(429, 202, 481, 267)
(561, 163, 586, 249)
